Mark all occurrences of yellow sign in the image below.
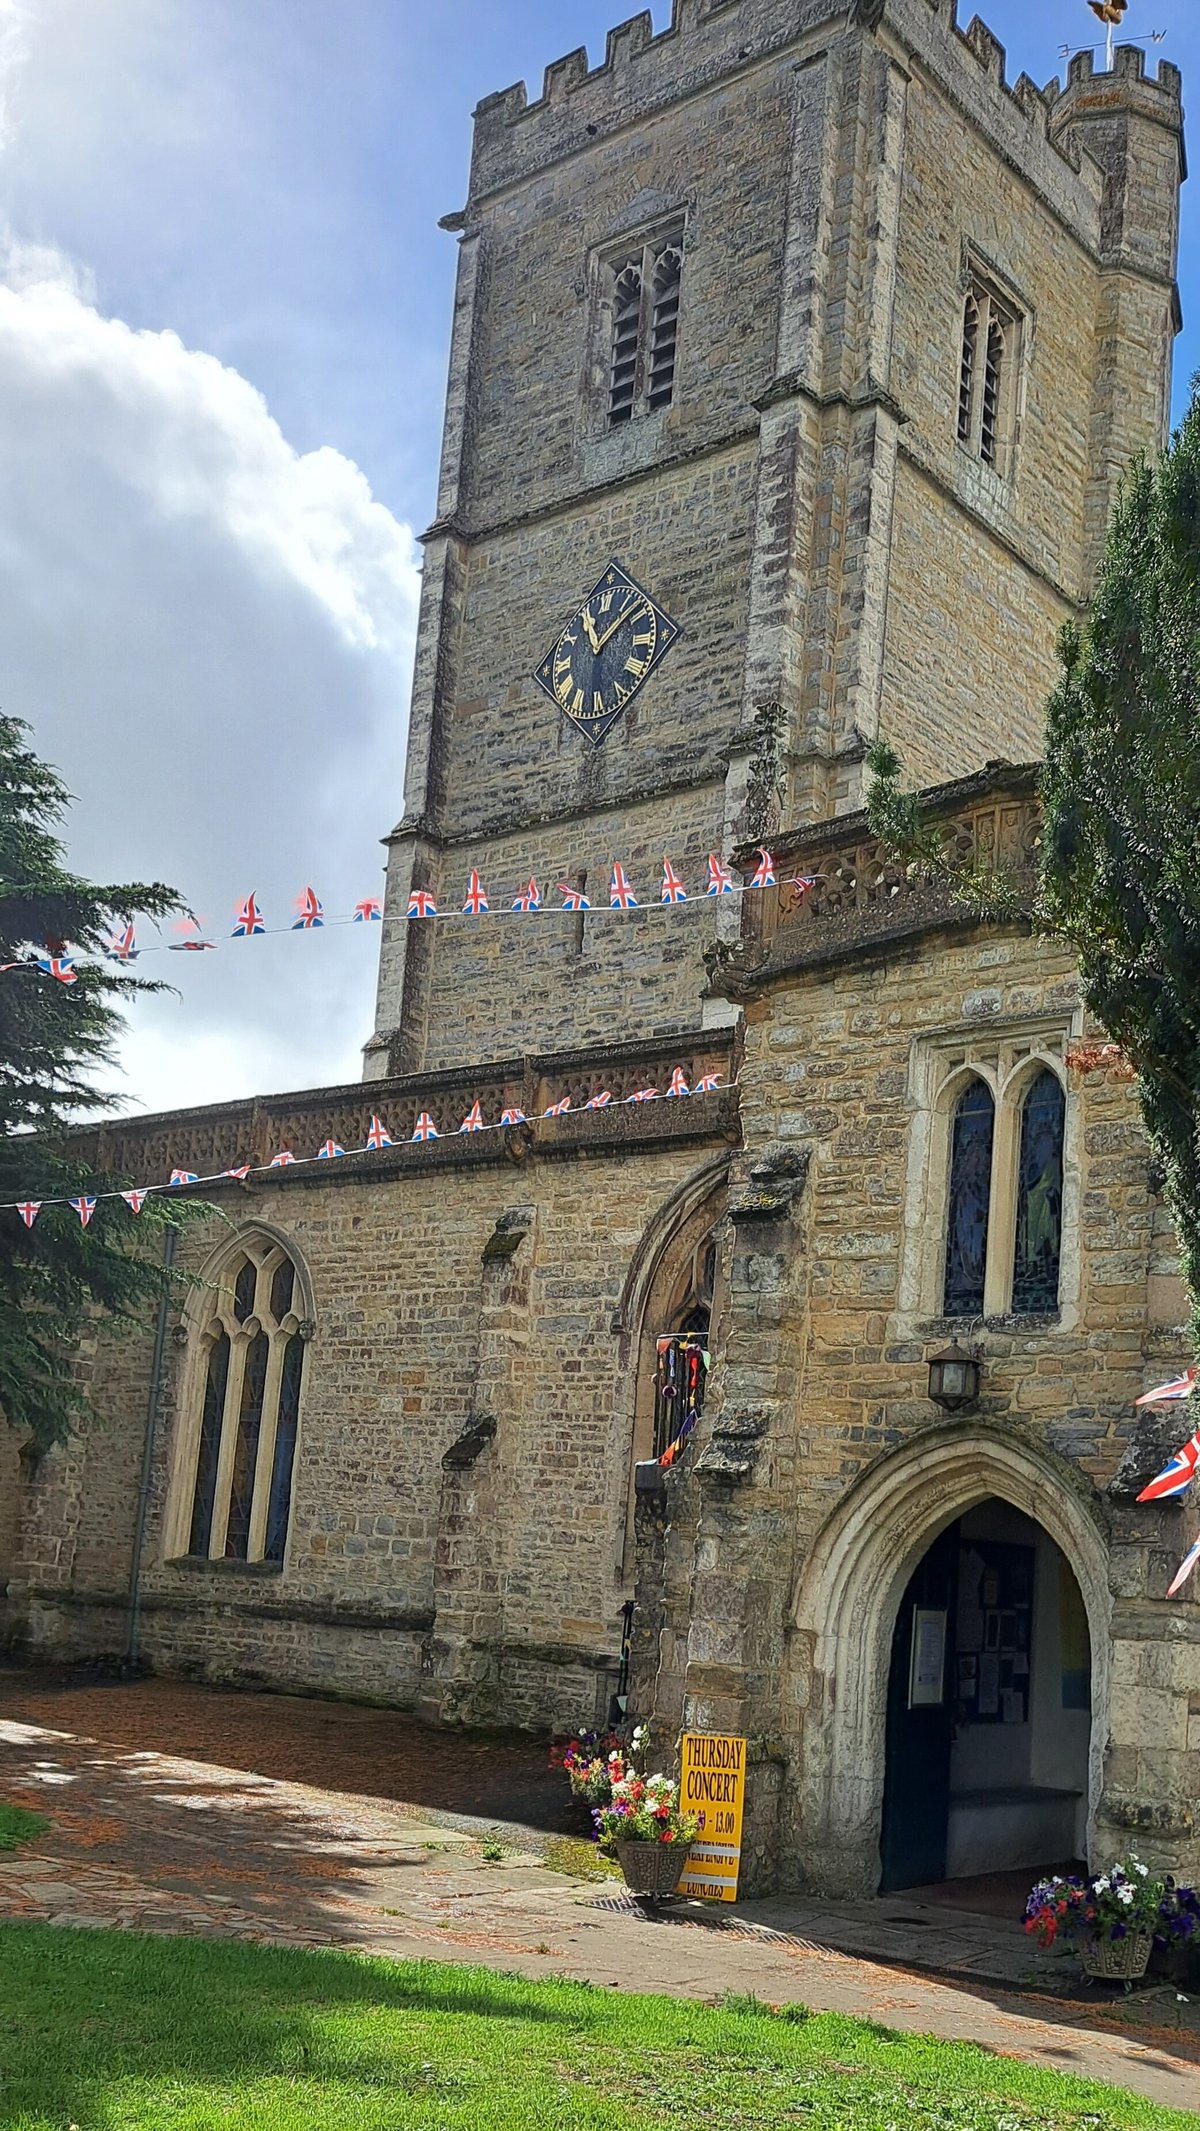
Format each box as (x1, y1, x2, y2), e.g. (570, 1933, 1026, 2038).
(676, 1732, 746, 1902)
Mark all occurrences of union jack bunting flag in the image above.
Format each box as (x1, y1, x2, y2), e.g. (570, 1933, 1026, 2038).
(462, 871, 489, 916)
(459, 1102, 485, 1133)
(411, 1112, 439, 1141)
(557, 883, 591, 911)
(169, 1169, 198, 1186)
(751, 847, 776, 888)
(225, 1165, 251, 1181)
(791, 874, 817, 899)
(407, 889, 438, 918)
(270, 1150, 296, 1167)
(627, 1086, 659, 1103)
(1137, 1431, 1200, 1504)
(292, 887, 325, 930)
(609, 862, 638, 909)
(1136, 1369, 1197, 1407)
(121, 1189, 148, 1214)
(37, 953, 77, 984)
(170, 919, 215, 951)
(353, 899, 382, 922)
(17, 1202, 41, 1228)
(317, 1140, 345, 1160)
(694, 1071, 722, 1094)
(665, 1067, 691, 1098)
(232, 895, 265, 939)
(500, 1107, 527, 1126)
(103, 922, 139, 963)
(512, 879, 541, 912)
(365, 1115, 393, 1150)
(543, 1096, 571, 1117)
(1167, 1532, 1200, 1600)
(706, 854, 734, 895)
(661, 857, 688, 904)
(585, 1091, 612, 1109)
(71, 1197, 97, 1227)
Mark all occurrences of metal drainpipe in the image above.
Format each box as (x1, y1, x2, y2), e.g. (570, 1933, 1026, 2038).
(123, 1224, 177, 1675)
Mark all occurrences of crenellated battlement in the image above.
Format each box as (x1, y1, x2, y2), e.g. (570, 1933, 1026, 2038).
(464, 0, 1175, 244)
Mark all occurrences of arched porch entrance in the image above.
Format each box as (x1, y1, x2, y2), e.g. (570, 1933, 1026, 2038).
(880, 1499, 1092, 1891)
(792, 1430, 1110, 1900)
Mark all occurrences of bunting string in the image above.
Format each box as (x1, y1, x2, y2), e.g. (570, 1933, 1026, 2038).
(2, 1069, 729, 1223)
(2, 855, 817, 980)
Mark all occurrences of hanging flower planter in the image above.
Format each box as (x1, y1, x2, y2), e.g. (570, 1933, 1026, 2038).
(614, 1838, 693, 1899)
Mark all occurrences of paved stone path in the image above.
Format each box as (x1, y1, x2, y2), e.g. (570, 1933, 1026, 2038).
(1, 1673, 1198, 2116)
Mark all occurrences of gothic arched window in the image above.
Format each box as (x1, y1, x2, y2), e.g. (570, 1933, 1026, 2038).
(942, 1079, 995, 1318)
(1012, 1069, 1066, 1314)
(605, 228, 685, 427)
(185, 1235, 308, 1565)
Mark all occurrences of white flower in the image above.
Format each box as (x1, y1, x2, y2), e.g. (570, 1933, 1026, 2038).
(1095, 1876, 1110, 1894)
(1118, 1885, 1135, 1906)
(1136, 1862, 1149, 1877)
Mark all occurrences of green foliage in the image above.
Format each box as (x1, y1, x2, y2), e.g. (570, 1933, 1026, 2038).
(1041, 397, 1200, 1341)
(0, 1803, 49, 1851)
(0, 1925, 1189, 2129)
(0, 713, 210, 1448)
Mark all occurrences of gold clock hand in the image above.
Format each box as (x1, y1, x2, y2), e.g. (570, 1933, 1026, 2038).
(581, 607, 601, 655)
(593, 599, 649, 655)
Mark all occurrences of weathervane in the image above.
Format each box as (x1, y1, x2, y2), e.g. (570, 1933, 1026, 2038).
(1061, 2, 1165, 74)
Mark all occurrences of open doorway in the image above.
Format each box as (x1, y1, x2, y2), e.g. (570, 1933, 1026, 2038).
(880, 1500, 1091, 1894)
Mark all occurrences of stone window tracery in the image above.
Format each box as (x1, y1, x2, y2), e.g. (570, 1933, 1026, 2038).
(922, 1048, 1070, 1325)
(182, 1235, 308, 1565)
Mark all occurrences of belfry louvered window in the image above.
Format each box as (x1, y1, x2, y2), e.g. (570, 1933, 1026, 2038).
(956, 276, 1021, 475)
(184, 1235, 308, 1565)
(606, 229, 684, 427)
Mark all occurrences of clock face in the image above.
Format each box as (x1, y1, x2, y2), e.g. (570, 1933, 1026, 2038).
(533, 561, 680, 745)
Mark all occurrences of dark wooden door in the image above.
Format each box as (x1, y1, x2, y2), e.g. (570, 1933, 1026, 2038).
(879, 1523, 958, 1892)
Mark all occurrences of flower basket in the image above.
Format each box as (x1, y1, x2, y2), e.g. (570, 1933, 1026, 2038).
(1079, 1932, 1153, 1984)
(615, 1839, 692, 1898)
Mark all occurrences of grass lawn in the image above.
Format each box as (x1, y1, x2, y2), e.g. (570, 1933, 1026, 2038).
(0, 1804, 49, 1852)
(0, 1924, 1194, 2130)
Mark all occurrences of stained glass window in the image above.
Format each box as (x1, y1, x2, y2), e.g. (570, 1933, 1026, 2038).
(184, 1238, 307, 1565)
(188, 1333, 229, 1557)
(942, 1080, 995, 1317)
(265, 1336, 304, 1563)
(1012, 1070, 1065, 1313)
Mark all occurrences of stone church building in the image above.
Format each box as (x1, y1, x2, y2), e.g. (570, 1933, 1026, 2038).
(4, 0, 1196, 1897)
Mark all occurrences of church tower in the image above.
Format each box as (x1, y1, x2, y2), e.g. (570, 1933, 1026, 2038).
(367, 0, 1181, 1081)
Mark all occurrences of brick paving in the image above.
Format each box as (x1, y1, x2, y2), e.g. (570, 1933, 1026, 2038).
(1, 1670, 1198, 2116)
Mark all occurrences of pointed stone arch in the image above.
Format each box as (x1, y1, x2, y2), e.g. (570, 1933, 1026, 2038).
(790, 1425, 1111, 1895)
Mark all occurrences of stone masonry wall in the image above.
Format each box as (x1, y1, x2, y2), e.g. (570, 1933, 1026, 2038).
(6, 1089, 737, 1733)
(639, 860, 1198, 1892)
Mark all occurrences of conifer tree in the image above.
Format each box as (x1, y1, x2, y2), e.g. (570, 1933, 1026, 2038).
(868, 388, 1200, 1343)
(1, 713, 205, 1448)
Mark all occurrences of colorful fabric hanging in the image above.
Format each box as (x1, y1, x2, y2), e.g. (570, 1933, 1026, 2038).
(353, 899, 382, 921)
(121, 1189, 148, 1214)
(1137, 1431, 1200, 1503)
(70, 1197, 97, 1226)
(512, 879, 541, 912)
(103, 922, 139, 962)
(1168, 1534, 1200, 1598)
(37, 953, 77, 984)
(459, 1102, 484, 1133)
(365, 1115, 393, 1149)
(317, 1140, 345, 1160)
(462, 871, 489, 915)
(1136, 1369, 1197, 1406)
(751, 847, 776, 888)
(585, 1091, 612, 1109)
(270, 1151, 296, 1167)
(543, 1096, 571, 1117)
(500, 1106, 527, 1126)
(558, 883, 590, 910)
(232, 896, 265, 938)
(292, 887, 324, 930)
(706, 855, 733, 895)
(407, 889, 437, 918)
(225, 1165, 251, 1181)
(169, 1169, 198, 1186)
(17, 1202, 40, 1228)
(609, 862, 638, 909)
(665, 1068, 690, 1098)
(411, 1112, 439, 1141)
(661, 857, 687, 903)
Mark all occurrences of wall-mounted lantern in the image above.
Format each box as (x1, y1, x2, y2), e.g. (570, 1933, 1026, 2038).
(927, 1339, 981, 1413)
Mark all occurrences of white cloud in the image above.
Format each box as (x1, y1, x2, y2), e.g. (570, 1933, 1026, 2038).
(0, 242, 419, 1118)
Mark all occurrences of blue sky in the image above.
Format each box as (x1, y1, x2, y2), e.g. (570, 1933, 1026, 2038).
(0, 0, 1193, 1115)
